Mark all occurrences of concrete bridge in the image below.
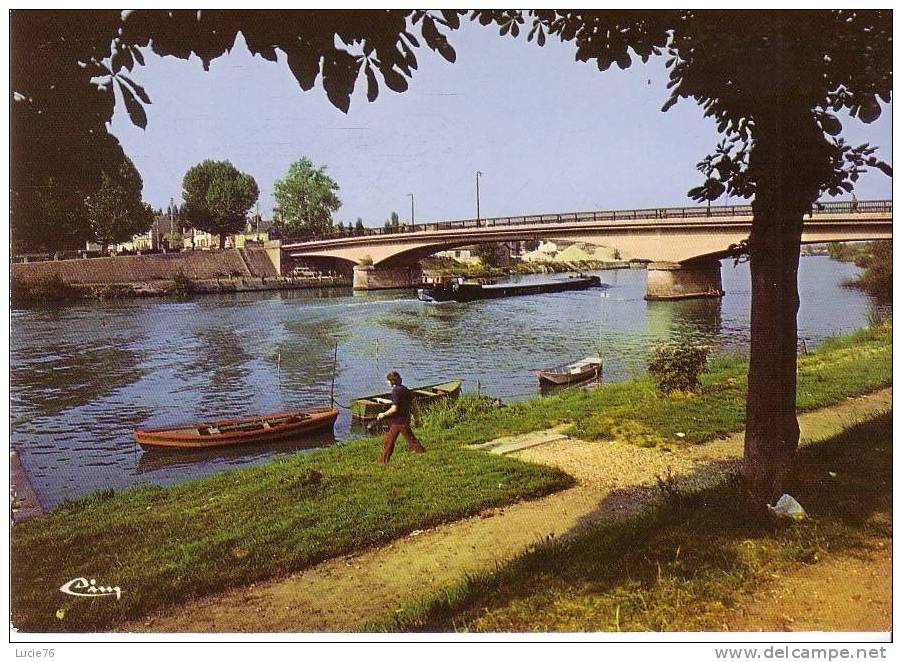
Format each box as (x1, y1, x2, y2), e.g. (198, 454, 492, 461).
(282, 199, 892, 299)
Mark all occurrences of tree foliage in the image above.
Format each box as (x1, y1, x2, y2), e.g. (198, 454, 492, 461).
(474, 242, 501, 267)
(85, 158, 154, 253)
(852, 241, 892, 299)
(15, 178, 87, 254)
(182, 160, 259, 248)
(273, 158, 341, 237)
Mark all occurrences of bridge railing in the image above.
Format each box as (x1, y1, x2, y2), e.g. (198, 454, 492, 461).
(284, 199, 891, 244)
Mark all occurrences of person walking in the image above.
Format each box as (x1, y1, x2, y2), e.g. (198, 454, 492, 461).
(375, 371, 426, 464)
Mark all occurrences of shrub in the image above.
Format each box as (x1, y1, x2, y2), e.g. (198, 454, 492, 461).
(647, 340, 710, 394)
(358, 254, 374, 266)
(10, 274, 82, 302)
(93, 283, 134, 299)
(419, 394, 503, 431)
(171, 269, 195, 296)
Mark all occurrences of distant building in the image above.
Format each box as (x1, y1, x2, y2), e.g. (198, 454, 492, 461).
(434, 247, 479, 264)
(87, 206, 278, 253)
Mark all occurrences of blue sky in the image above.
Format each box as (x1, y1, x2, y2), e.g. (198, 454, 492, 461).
(110, 20, 893, 226)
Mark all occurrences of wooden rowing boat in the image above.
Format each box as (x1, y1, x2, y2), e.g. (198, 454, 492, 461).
(536, 357, 602, 386)
(133, 406, 339, 450)
(350, 379, 463, 420)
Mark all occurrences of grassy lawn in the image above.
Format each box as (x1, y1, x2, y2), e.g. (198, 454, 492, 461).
(374, 411, 892, 632)
(11, 323, 890, 632)
(12, 434, 572, 632)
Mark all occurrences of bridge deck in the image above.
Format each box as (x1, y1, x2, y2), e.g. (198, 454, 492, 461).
(283, 199, 891, 250)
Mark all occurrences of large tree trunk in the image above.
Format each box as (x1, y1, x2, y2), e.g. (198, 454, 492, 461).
(219, 233, 226, 249)
(743, 194, 804, 504)
(743, 107, 832, 505)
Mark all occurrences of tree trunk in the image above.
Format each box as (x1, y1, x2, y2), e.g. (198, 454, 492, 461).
(743, 196, 804, 504)
(219, 233, 226, 249)
(101, 241, 108, 256)
(742, 106, 832, 506)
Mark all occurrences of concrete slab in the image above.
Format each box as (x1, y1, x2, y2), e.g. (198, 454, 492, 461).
(472, 424, 571, 455)
(10, 450, 43, 523)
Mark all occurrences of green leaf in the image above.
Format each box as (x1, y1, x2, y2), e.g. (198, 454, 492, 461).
(365, 64, 378, 103)
(286, 49, 320, 91)
(381, 67, 408, 93)
(857, 96, 882, 123)
(322, 51, 359, 113)
(119, 74, 151, 104)
(817, 112, 842, 136)
(112, 45, 134, 73)
(117, 80, 147, 129)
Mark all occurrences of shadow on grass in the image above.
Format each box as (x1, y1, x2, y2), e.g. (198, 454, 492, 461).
(374, 412, 892, 632)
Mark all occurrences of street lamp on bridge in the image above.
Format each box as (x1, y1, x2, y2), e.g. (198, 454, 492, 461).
(475, 170, 484, 224)
(407, 193, 415, 225)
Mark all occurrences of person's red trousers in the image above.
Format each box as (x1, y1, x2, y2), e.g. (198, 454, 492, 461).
(379, 423, 425, 463)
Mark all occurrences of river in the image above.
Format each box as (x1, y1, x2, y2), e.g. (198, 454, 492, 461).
(9, 256, 887, 509)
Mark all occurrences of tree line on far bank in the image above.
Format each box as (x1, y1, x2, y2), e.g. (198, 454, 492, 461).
(828, 241, 892, 299)
(14, 153, 406, 255)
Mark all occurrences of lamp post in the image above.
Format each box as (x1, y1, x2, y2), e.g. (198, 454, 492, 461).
(407, 193, 415, 225)
(475, 170, 483, 225)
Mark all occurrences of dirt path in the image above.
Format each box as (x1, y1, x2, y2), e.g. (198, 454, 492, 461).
(127, 388, 891, 633)
(722, 540, 892, 632)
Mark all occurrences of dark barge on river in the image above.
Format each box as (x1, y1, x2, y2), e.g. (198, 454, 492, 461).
(417, 274, 603, 302)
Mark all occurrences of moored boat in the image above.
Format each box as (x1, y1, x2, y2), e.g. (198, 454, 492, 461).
(351, 379, 463, 420)
(536, 357, 602, 386)
(417, 274, 603, 302)
(134, 406, 339, 450)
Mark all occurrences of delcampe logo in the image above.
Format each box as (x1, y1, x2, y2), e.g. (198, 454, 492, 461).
(59, 577, 122, 600)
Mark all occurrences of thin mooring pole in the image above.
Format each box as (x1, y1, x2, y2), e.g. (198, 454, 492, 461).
(330, 342, 338, 408)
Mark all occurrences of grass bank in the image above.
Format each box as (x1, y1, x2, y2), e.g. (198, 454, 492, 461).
(374, 411, 892, 632)
(12, 431, 572, 632)
(425, 322, 891, 450)
(11, 323, 891, 632)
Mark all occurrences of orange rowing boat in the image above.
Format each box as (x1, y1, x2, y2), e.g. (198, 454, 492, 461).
(133, 406, 339, 450)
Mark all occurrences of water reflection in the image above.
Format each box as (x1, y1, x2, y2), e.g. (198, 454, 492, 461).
(645, 297, 723, 343)
(134, 429, 336, 475)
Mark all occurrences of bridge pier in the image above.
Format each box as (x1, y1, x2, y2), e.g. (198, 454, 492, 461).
(353, 264, 423, 290)
(645, 260, 724, 301)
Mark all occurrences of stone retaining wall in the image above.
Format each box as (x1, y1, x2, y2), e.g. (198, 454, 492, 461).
(10, 248, 279, 286)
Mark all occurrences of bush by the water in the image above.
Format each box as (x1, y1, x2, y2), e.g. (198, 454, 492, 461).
(10, 274, 82, 302)
(647, 341, 710, 394)
(419, 394, 504, 431)
(171, 269, 195, 295)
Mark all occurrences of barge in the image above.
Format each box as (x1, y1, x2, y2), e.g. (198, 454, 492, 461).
(417, 274, 603, 302)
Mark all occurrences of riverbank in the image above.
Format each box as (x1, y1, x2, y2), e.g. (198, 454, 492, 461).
(7, 247, 358, 302)
(10, 323, 891, 632)
(11, 273, 352, 302)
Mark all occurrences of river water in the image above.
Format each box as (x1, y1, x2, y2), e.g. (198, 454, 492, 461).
(10, 257, 886, 509)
